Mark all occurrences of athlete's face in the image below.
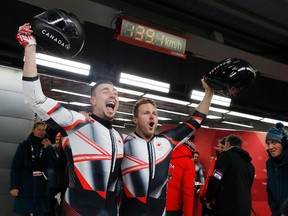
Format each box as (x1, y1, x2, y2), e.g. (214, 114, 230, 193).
(32, 125, 47, 139)
(90, 83, 119, 120)
(266, 140, 283, 158)
(133, 103, 158, 141)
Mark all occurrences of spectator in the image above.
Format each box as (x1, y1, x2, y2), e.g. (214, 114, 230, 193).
(166, 136, 197, 216)
(46, 132, 68, 216)
(193, 151, 205, 192)
(200, 137, 226, 216)
(120, 78, 214, 216)
(10, 121, 54, 215)
(205, 134, 255, 216)
(266, 123, 288, 216)
(16, 23, 123, 215)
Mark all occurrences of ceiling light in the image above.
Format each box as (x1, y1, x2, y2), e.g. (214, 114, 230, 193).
(157, 108, 189, 116)
(158, 117, 172, 121)
(52, 88, 90, 98)
(114, 117, 132, 122)
(51, 88, 136, 102)
(56, 100, 69, 104)
(35, 53, 90, 76)
(118, 97, 137, 102)
(144, 93, 190, 106)
(112, 124, 125, 129)
(227, 111, 263, 120)
(260, 118, 288, 126)
(115, 87, 144, 96)
(116, 111, 133, 116)
(207, 115, 222, 119)
(69, 102, 91, 107)
(191, 90, 231, 107)
(120, 72, 170, 93)
(89, 82, 144, 96)
(222, 121, 254, 128)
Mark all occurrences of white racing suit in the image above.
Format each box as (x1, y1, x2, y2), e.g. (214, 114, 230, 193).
(120, 110, 206, 216)
(23, 76, 123, 216)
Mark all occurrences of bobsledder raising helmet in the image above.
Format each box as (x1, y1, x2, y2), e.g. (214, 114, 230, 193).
(204, 57, 257, 97)
(31, 9, 85, 59)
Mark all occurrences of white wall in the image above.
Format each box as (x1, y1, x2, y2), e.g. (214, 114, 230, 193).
(0, 65, 35, 216)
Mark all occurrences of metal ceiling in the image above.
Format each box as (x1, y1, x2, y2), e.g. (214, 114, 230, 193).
(2, 0, 288, 132)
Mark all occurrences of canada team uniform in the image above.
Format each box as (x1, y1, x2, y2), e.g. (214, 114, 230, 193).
(120, 110, 206, 216)
(23, 76, 123, 216)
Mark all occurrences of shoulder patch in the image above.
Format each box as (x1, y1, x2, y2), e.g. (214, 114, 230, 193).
(212, 169, 223, 180)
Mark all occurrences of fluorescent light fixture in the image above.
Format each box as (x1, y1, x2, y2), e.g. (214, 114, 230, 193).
(189, 103, 229, 114)
(118, 97, 137, 102)
(207, 115, 222, 119)
(52, 88, 136, 102)
(56, 100, 69, 104)
(120, 72, 170, 93)
(227, 111, 263, 120)
(222, 121, 254, 128)
(35, 53, 90, 76)
(116, 111, 133, 116)
(52, 88, 90, 98)
(115, 87, 144, 96)
(112, 124, 125, 129)
(157, 108, 189, 116)
(144, 93, 190, 106)
(69, 102, 91, 107)
(89, 82, 144, 96)
(158, 117, 172, 121)
(114, 117, 132, 122)
(191, 90, 231, 107)
(260, 118, 288, 126)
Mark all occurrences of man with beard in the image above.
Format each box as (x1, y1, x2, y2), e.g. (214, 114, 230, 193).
(119, 79, 214, 216)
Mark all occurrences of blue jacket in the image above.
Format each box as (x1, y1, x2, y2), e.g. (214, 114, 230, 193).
(266, 149, 288, 216)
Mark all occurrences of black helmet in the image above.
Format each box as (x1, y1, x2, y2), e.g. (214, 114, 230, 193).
(31, 9, 85, 59)
(204, 57, 257, 97)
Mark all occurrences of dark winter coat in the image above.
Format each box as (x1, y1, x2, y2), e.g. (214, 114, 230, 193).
(266, 149, 288, 216)
(10, 133, 54, 214)
(205, 146, 255, 216)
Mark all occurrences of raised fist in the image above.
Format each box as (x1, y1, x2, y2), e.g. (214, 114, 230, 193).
(16, 23, 37, 48)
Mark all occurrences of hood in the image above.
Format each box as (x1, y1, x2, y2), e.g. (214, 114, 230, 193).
(228, 146, 252, 162)
(172, 144, 193, 159)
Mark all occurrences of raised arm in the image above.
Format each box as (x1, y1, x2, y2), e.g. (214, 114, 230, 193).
(16, 23, 38, 77)
(196, 78, 214, 115)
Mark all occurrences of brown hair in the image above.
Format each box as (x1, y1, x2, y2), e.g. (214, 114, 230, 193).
(226, 134, 243, 147)
(90, 80, 114, 96)
(32, 121, 47, 130)
(133, 98, 157, 117)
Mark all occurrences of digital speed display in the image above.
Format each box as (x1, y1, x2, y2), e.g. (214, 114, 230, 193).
(115, 17, 187, 58)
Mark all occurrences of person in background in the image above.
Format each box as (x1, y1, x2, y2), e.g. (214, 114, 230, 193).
(119, 78, 214, 216)
(10, 121, 54, 216)
(166, 136, 197, 216)
(205, 134, 255, 216)
(46, 132, 68, 216)
(16, 23, 123, 215)
(200, 137, 226, 216)
(193, 151, 205, 193)
(265, 123, 288, 216)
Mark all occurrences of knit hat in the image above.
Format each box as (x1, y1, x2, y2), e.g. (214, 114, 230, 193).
(266, 122, 288, 149)
(265, 128, 283, 143)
